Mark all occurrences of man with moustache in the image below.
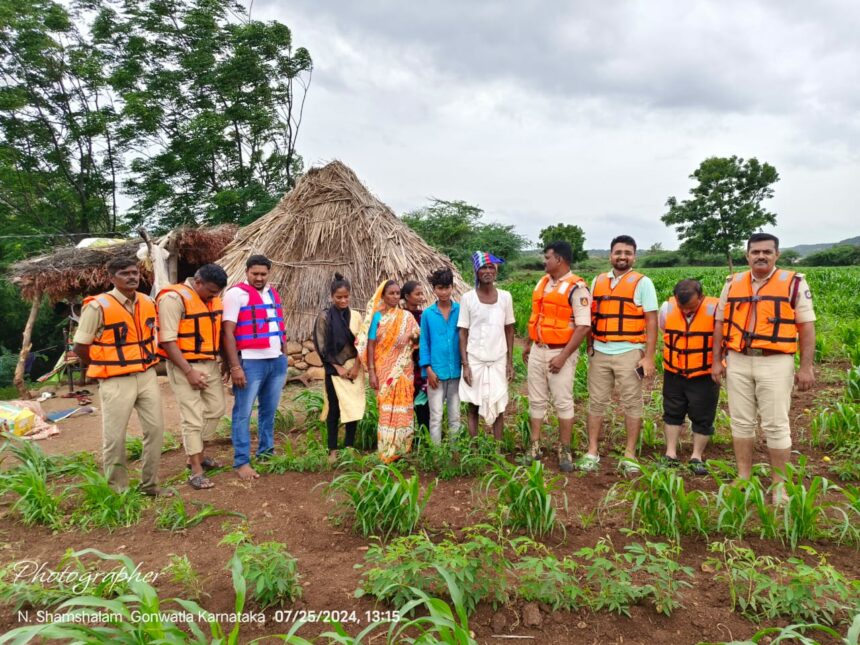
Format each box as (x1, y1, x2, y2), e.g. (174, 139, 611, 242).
(581, 235, 658, 475)
(711, 233, 816, 503)
(458, 251, 515, 441)
(222, 255, 288, 480)
(523, 241, 592, 472)
(73, 257, 169, 496)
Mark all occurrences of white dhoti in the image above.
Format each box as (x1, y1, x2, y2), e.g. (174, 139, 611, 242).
(459, 355, 508, 425)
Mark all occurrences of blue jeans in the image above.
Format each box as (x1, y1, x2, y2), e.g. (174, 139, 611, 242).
(232, 355, 288, 468)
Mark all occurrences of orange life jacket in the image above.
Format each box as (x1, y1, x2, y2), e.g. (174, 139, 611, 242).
(528, 273, 587, 344)
(663, 296, 718, 378)
(723, 270, 800, 354)
(156, 283, 222, 361)
(84, 292, 159, 379)
(591, 271, 646, 343)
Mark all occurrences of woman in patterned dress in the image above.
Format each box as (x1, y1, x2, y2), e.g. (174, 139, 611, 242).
(356, 281, 419, 462)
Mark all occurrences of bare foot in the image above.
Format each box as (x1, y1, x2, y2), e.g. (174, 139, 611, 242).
(236, 464, 259, 480)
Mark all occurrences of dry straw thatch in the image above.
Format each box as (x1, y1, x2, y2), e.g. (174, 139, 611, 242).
(218, 160, 467, 340)
(8, 225, 237, 302)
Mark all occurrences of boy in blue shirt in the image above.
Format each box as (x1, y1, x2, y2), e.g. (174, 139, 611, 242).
(419, 268, 461, 444)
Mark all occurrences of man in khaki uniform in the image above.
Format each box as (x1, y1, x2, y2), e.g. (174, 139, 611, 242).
(712, 233, 816, 502)
(157, 264, 228, 490)
(73, 257, 168, 496)
(523, 241, 591, 472)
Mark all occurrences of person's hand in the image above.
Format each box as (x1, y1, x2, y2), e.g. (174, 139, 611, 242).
(369, 371, 379, 390)
(186, 368, 209, 390)
(347, 364, 360, 381)
(548, 353, 567, 374)
(427, 367, 439, 389)
(795, 365, 815, 391)
(462, 365, 472, 387)
(638, 356, 656, 379)
(522, 345, 531, 366)
(230, 366, 247, 389)
(506, 361, 514, 382)
(335, 364, 347, 378)
(711, 362, 724, 385)
(65, 351, 79, 364)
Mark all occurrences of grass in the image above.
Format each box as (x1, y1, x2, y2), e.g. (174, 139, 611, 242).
(326, 463, 434, 540)
(155, 497, 245, 531)
(69, 469, 148, 531)
(480, 461, 564, 538)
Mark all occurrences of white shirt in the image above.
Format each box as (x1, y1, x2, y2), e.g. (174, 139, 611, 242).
(222, 282, 283, 359)
(457, 289, 515, 362)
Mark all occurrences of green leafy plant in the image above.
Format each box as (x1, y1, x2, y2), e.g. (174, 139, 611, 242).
(714, 476, 778, 540)
(705, 540, 860, 625)
(155, 498, 244, 531)
(1, 459, 67, 529)
(575, 538, 646, 617)
(230, 534, 303, 610)
(480, 461, 564, 538)
(326, 463, 434, 540)
(163, 554, 205, 601)
(356, 526, 510, 615)
(777, 458, 845, 550)
(621, 540, 694, 617)
(126, 436, 144, 461)
(254, 435, 329, 474)
(514, 549, 587, 611)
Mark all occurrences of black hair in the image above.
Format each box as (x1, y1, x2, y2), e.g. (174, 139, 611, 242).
(401, 281, 421, 300)
(747, 232, 779, 250)
(543, 241, 573, 265)
(195, 263, 228, 289)
(428, 267, 454, 288)
(106, 256, 138, 275)
(330, 272, 351, 295)
(382, 280, 398, 295)
(246, 254, 272, 270)
(610, 235, 637, 252)
(673, 279, 703, 306)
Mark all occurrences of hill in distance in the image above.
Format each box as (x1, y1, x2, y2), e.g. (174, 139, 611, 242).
(583, 236, 859, 258)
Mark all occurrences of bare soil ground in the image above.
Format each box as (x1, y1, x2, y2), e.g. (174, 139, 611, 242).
(1, 372, 857, 644)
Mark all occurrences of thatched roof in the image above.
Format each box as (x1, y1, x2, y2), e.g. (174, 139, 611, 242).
(7, 225, 237, 302)
(219, 161, 467, 340)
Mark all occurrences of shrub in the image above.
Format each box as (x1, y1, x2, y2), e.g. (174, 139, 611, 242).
(356, 527, 510, 615)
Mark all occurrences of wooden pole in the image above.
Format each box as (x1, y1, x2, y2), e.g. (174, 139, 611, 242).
(13, 291, 42, 400)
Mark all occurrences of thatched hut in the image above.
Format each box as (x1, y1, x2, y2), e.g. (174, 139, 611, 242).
(8, 225, 237, 303)
(6, 225, 237, 397)
(218, 161, 467, 377)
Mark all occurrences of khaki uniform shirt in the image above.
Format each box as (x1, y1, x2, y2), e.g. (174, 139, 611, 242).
(157, 279, 197, 343)
(715, 267, 816, 328)
(536, 271, 592, 343)
(73, 288, 139, 345)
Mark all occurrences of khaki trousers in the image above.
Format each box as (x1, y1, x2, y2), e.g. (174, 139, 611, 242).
(98, 367, 164, 492)
(527, 344, 578, 420)
(166, 360, 226, 456)
(587, 349, 644, 417)
(725, 350, 794, 450)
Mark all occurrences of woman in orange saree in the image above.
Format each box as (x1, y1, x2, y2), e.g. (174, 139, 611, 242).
(356, 281, 419, 463)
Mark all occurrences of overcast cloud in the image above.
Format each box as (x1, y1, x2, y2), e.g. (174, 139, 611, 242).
(254, 0, 859, 249)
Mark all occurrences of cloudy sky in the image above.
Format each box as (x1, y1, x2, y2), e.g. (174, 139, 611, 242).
(254, 0, 859, 250)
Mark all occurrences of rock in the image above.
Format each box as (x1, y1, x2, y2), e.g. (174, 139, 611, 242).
(305, 351, 323, 367)
(302, 340, 315, 351)
(294, 361, 308, 370)
(287, 367, 303, 378)
(305, 367, 325, 380)
(286, 341, 303, 355)
(522, 602, 542, 627)
(490, 611, 506, 633)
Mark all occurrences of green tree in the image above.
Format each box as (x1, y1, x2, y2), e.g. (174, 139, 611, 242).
(662, 156, 779, 271)
(93, 0, 313, 231)
(402, 199, 528, 276)
(0, 0, 122, 245)
(538, 223, 587, 264)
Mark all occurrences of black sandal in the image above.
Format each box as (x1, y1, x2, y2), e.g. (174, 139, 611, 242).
(186, 457, 221, 471)
(188, 473, 214, 489)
